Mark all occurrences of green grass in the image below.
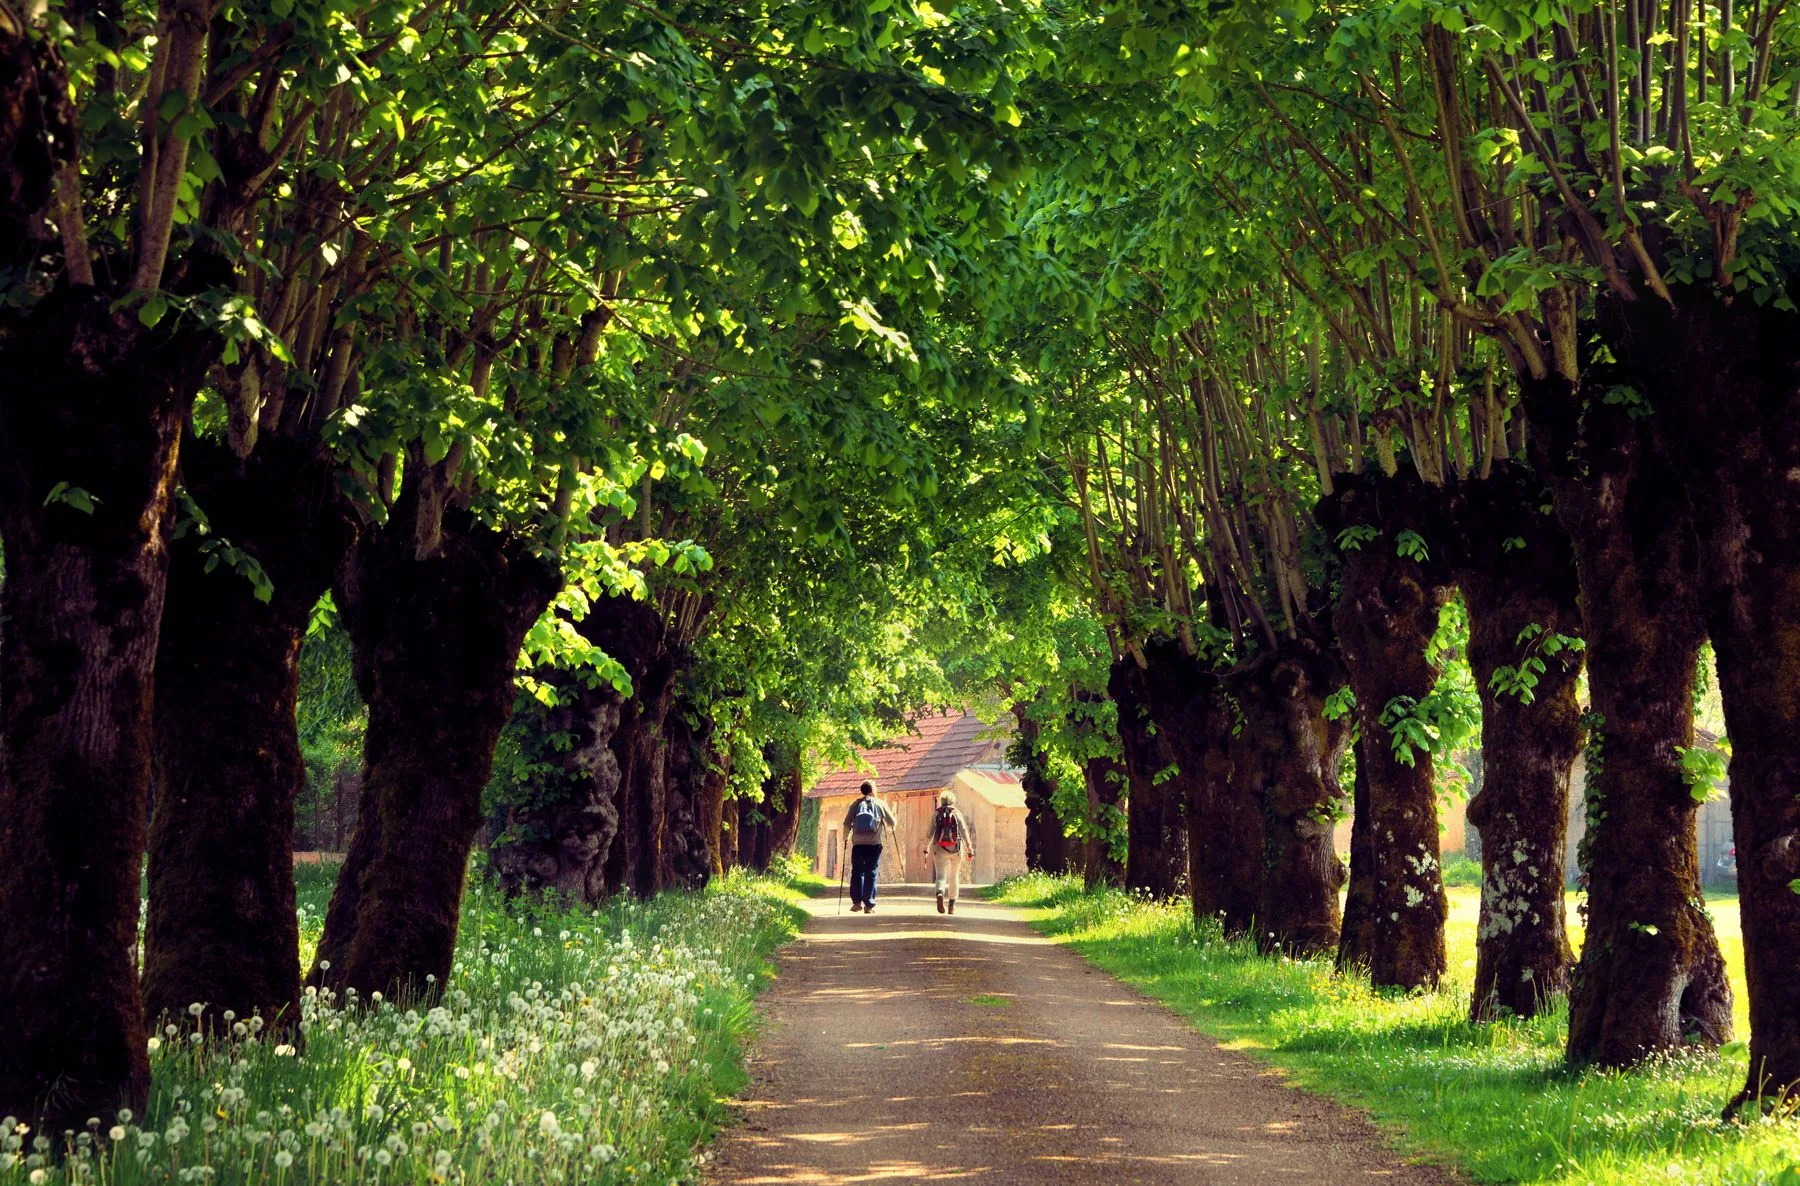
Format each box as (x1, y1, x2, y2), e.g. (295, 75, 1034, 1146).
(991, 874, 1800, 1186)
(6, 861, 815, 1185)
(966, 994, 1011, 1008)
(1440, 853, 1483, 888)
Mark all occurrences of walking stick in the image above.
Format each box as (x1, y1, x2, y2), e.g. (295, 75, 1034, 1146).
(836, 836, 848, 914)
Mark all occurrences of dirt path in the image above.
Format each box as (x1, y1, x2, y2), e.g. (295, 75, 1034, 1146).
(708, 884, 1458, 1186)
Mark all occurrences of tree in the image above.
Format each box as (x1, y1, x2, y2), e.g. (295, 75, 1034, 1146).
(0, 0, 426, 1128)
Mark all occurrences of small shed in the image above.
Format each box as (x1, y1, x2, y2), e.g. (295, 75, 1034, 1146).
(809, 710, 1029, 886)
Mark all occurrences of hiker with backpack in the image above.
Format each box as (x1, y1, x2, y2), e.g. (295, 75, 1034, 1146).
(924, 789, 975, 914)
(843, 780, 896, 914)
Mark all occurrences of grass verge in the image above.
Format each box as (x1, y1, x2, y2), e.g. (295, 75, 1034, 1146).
(991, 873, 1799, 1186)
(5, 862, 815, 1186)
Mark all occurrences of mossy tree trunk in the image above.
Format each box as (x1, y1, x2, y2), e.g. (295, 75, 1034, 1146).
(661, 704, 717, 891)
(311, 494, 559, 1001)
(1081, 752, 1127, 888)
(1450, 466, 1582, 1022)
(719, 797, 742, 871)
(1524, 369, 1732, 1067)
(0, 287, 223, 1130)
(1110, 652, 1190, 898)
(740, 745, 802, 873)
(143, 437, 353, 1029)
(589, 598, 679, 898)
(1129, 645, 1246, 933)
(694, 741, 732, 878)
(1599, 291, 1795, 1101)
(1013, 707, 1069, 875)
(488, 672, 624, 904)
(1321, 473, 1452, 991)
(1227, 636, 1351, 956)
(1337, 739, 1378, 971)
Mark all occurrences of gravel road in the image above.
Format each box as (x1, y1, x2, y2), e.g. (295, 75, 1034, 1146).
(708, 884, 1459, 1185)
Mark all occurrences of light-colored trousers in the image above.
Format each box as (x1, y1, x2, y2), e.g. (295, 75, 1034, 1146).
(932, 848, 968, 900)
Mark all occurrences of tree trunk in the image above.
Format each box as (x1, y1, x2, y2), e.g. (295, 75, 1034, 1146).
(662, 704, 716, 890)
(1110, 654, 1189, 897)
(1013, 707, 1069, 874)
(766, 763, 805, 863)
(488, 672, 624, 904)
(1227, 636, 1351, 956)
(1071, 689, 1125, 888)
(1337, 740, 1378, 971)
(1082, 753, 1127, 888)
(1319, 472, 1451, 991)
(1598, 290, 1793, 1100)
(1450, 466, 1582, 1022)
(0, 289, 221, 1130)
(738, 746, 801, 874)
(310, 498, 559, 1000)
(697, 745, 732, 877)
(143, 437, 353, 1029)
(1522, 366, 1732, 1067)
(588, 598, 678, 898)
(1130, 644, 1247, 932)
(720, 796, 741, 871)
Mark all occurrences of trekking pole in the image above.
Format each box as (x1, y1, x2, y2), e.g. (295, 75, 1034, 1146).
(836, 837, 848, 914)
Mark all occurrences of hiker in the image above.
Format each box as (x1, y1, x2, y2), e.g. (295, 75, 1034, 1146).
(844, 780, 896, 914)
(924, 789, 975, 914)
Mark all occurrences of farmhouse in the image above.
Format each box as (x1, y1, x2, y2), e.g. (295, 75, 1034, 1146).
(809, 710, 1029, 886)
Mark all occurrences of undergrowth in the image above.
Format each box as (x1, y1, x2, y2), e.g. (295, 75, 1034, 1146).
(993, 873, 1797, 1186)
(3, 861, 820, 1186)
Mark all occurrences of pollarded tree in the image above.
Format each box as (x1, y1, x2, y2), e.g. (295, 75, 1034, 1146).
(1153, 29, 1589, 999)
(140, 0, 578, 1031)
(1217, 0, 1743, 1068)
(0, 0, 446, 1128)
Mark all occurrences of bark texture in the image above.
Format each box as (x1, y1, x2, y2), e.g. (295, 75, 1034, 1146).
(1227, 636, 1351, 956)
(740, 750, 803, 873)
(310, 498, 559, 1001)
(719, 796, 742, 871)
(661, 705, 718, 891)
(1523, 366, 1732, 1067)
(1336, 740, 1378, 971)
(143, 436, 354, 1028)
(1013, 708, 1070, 875)
(1600, 290, 1796, 1100)
(1450, 466, 1581, 1021)
(490, 596, 710, 901)
(1132, 646, 1247, 933)
(488, 674, 624, 904)
(1110, 653, 1190, 898)
(1081, 752, 1127, 888)
(0, 287, 221, 1129)
(1319, 472, 1451, 991)
(694, 741, 732, 877)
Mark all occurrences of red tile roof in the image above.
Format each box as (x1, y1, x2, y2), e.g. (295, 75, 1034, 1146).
(808, 710, 1011, 798)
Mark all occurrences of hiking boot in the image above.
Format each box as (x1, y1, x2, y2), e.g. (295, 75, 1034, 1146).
(936, 893, 945, 914)
(865, 903, 875, 914)
(850, 901, 863, 912)
(947, 899, 956, 915)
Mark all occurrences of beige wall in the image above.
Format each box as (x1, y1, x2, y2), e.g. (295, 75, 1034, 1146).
(1331, 797, 1467, 861)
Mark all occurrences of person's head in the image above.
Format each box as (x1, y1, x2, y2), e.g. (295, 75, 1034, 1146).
(859, 781, 874, 797)
(938, 789, 956, 808)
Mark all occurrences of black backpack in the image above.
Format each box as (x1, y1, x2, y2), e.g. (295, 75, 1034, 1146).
(933, 804, 961, 850)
